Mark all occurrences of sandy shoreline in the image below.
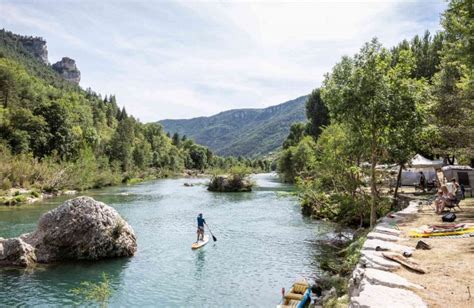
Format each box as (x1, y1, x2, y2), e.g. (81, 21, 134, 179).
(396, 198, 474, 308)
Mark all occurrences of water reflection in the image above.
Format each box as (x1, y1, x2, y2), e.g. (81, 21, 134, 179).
(0, 174, 333, 306)
(194, 249, 206, 280)
(0, 257, 131, 306)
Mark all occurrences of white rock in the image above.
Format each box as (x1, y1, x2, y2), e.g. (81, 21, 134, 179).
(360, 250, 401, 270)
(351, 281, 426, 308)
(364, 268, 423, 290)
(374, 226, 402, 236)
(397, 201, 420, 215)
(367, 232, 403, 242)
(363, 239, 413, 254)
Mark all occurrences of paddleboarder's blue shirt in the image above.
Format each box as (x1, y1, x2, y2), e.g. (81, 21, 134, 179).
(197, 217, 205, 227)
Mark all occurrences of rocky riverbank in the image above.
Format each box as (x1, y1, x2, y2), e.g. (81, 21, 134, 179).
(0, 196, 137, 267)
(348, 201, 427, 307)
(0, 188, 77, 206)
(348, 198, 474, 307)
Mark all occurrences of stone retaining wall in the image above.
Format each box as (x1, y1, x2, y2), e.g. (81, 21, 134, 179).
(348, 201, 427, 307)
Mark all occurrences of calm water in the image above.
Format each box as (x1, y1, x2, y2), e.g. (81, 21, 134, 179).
(0, 173, 335, 307)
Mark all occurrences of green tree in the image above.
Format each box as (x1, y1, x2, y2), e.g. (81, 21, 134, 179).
(305, 88, 329, 139)
(172, 132, 180, 147)
(430, 0, 473, 165)
(282, 122, 306, 149)
(108, 118, 134, 171)
(0, 64, 16, 107)
(385, 49, 428, 205)
(322, 39, 420, 227)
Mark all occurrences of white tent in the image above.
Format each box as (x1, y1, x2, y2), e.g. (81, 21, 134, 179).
(409, 154, 444, 168)
(401, 154, 444, 186)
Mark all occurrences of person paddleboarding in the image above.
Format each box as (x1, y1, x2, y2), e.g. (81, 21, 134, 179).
(196, 213, 206, 242)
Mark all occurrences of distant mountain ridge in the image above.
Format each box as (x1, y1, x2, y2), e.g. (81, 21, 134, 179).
(160, 95, 308, 157)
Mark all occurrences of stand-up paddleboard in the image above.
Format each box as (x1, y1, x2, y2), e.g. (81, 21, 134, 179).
(192, 235, 209, 250)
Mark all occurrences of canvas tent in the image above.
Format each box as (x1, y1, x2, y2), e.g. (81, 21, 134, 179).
(401, 154, 444, 186)
(442, 165, 474, 196)
(409, 154, 444, 168)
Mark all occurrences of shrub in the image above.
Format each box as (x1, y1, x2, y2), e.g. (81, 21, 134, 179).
(1, 178, 12, 190)
(71, 273, 112, 308)
(14, 195, 27, 203)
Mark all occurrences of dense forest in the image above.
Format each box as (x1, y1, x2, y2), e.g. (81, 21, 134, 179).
(160, 95, 307, 157)
(0, 29, 269, 195)
(278, 0, 473, 227)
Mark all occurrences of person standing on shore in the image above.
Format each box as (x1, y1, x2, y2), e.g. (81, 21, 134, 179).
(418, 171, 426, 192)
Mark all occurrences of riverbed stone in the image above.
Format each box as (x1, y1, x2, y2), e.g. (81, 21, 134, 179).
(364, 268, 423, 290)
(21, 196, 137, 263)
(350, 281, 426, 308)
(360, 250, 401, 271)
(374, 226, 402, 236)
(362, 239, 413, 253)
(0, 238, 36, 267)
(397, 201, 420, 215)
(366, 232, 403, 242)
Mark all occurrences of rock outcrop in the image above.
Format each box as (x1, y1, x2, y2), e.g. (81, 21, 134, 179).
(52, 57, 81, 84)
(348, 201, 427, 307)
(0, 197, 136, 267)
(19, 36, 49, 64)
(208, 176, 252, 192)
(0, 238, 36, 267)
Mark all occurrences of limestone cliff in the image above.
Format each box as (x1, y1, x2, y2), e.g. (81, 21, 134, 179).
(52, 57, 81, 84)
(18, 36, 49, 64)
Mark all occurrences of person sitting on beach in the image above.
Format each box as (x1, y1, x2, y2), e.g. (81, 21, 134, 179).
(435, 185, 456, 214)
(446, 178, 459, 195)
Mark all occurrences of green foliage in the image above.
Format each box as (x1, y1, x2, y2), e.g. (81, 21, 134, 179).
(71, 273, 112, 307)
(160, 95, 308, 157)
(429, 0, 474, 164)
(1, 32, 266, 193)
(322, 39, 425, 227)
(278, 136, 317, 183)
(305, 88, 329, 139)
(282, 122, 306, 149)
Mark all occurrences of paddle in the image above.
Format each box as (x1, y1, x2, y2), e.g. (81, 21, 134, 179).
(205, 223, 217, 242)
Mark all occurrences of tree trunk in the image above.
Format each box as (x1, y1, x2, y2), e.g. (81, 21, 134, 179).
(392, 163, 403, 210)
(447, 155, 455, 165)
(3, 90, 8, 108)
(370, 148, 377, 228)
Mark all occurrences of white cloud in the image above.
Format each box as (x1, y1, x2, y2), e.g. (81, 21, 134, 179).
(0, 0, 446, 122)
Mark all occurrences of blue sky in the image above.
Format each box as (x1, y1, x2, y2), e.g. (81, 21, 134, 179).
(1, 0, 446, 122)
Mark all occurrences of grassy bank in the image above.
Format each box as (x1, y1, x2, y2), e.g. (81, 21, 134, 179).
(314, 231, 368, 307)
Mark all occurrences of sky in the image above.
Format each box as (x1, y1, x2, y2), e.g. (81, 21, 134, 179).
(0, 0, 446, 122)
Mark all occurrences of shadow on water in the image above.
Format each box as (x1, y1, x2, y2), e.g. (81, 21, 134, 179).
(0, 257, 131, 306)
(194, 249, 206, 280)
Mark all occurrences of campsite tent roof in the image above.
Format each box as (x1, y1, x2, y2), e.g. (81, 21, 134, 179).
(409, 154, 444, 168)
(442, 165, 473, 171)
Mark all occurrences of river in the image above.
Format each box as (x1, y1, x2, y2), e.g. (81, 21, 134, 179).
(0, 173, 335, 307)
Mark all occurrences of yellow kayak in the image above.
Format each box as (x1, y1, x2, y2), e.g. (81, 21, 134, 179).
(408, 226, 474, 237)
(192, 235, 209, 250)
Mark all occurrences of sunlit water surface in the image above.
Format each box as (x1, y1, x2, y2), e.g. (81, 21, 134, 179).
(0, 173, 335, 307)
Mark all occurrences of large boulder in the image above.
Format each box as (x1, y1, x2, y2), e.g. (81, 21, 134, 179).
(0, 238, 36, 267)
(1, 196, 137, 267)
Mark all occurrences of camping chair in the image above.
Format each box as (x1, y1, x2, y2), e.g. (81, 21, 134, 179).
(444, 190, 463, 212)
(420, 195, 436, 211)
